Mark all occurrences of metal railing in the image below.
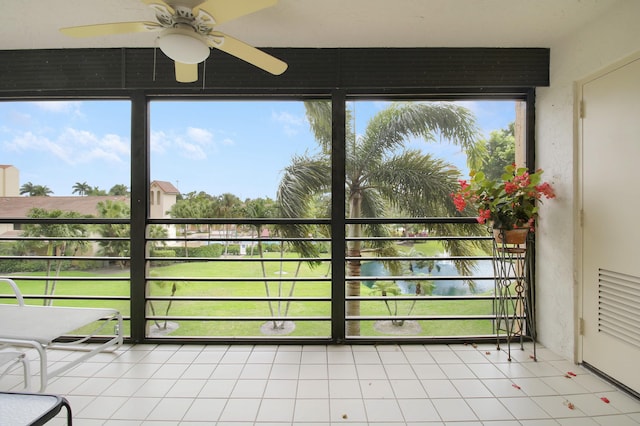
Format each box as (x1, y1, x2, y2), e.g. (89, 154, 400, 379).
(0, 217, 532, 344)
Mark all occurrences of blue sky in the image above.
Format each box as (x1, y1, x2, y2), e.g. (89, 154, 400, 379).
(1, 99, 515, 199)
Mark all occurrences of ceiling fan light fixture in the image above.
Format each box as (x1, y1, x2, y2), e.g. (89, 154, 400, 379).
(158, 26, 210, 64)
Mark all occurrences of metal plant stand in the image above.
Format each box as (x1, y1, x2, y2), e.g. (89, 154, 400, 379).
(492, 228, 537, 361)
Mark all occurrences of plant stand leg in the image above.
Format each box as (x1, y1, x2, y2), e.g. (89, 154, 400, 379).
(492, 231, 536, 362)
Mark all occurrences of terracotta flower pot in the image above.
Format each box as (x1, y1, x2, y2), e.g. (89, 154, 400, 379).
(493, 227, 529, 245)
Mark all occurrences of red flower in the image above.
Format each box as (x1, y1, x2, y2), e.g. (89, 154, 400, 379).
(504, 182, 518, 194)
(451, 165, 555, 231)
(535, 182, 556, 199)
(477, 209, 491, 224)
(452, 193, 467, 212)
(514, 173, 531, 188)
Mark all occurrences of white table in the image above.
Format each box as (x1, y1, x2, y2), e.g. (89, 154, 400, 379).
(0, 392, 71, 425)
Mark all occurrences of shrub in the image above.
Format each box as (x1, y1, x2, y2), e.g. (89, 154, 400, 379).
(225, 244, 240, 255)
(193, 244, 223, 258)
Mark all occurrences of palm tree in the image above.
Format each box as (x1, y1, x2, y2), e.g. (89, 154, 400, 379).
(87, 186, 107, 196)
(168, 192, 213, 257)
(72, 181, 91, 196)
(20, 183, 53, 196)
(277, 101, 485, 336)
(95, 200, 130, 268)
(19, 182, 35, 196)
(214, 193, 242, 255)
(21, 208, 88, 306)
(31, 185, 53, 196)
(108, 184, 130, 196)
(244, 198, 276, 325)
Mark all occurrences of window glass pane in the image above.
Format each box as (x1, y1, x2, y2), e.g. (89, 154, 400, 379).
(0, 100, 131, 334)
(148, 100, 332, 338)
(346, 99, 518, 338)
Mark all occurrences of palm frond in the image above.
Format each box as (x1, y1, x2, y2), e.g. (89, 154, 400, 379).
(276, 154, 331, 260)
(361, 102, 480, 157)
(303, 101, 332, 153)
(370, 150, 461, 217)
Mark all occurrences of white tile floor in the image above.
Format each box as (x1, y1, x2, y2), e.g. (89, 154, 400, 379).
(2, 342, 640, 425)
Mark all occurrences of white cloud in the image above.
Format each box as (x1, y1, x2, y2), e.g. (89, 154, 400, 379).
(152, 127, 233, 160)
(79, 147, 125, 163)
(32, 101, 83, 116)
(101, 134, 130, 156)
(186, 127, 213, 145)
(150, 130, 171, 154)
(8, 131, 72, 163)
(272, 110, 305, 136)
(272, 110, 304, 126)
(4, 127, 129, 165)
(151, 129, 213, 159)
(60, 127, 99, 146)
(176, 138, 207, 160)
(7, 111, 32, 127)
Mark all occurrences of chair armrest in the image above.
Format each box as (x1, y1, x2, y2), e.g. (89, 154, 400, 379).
(0, 279, 25, 306)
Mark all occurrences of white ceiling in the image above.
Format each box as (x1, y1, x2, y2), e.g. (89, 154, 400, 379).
(1, 0, 620, 50)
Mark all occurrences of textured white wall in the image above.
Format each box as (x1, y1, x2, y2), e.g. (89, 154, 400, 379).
(536, 0, 640, 360)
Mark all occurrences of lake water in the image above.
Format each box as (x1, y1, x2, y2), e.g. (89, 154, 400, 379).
(360, 259, 495, 296)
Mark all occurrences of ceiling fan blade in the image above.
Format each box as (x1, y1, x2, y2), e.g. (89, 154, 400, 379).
(60, 22, 160, 37)
(175, 62, 198, 83)
(139, 0, 175, 13)
(208, 32, 287, 75)
(194, 0, 277, 25)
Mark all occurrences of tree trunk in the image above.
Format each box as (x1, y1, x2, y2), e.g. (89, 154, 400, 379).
(183, 225, 189, 258)
(282, 261, 302, 319)
(346, 192, 362, 336)
(148, 301, 162, 329)
(163, 282, 177, 329)
(257, 233, 277, 328)
(43, 242, 54, 306)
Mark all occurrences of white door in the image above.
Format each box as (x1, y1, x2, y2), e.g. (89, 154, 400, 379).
(581, 55, 640, 393)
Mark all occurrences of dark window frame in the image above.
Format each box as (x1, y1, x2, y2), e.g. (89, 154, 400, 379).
(0, 47, 545, 344)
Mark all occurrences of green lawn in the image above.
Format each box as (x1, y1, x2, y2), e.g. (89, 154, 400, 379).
(3, 250, 497, 338)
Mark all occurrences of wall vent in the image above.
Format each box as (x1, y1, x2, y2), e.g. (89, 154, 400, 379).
(598, 268, 640, 348)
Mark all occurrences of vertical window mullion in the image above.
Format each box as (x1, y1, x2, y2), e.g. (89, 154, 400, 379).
(331, 90, 347, 342)
(130, 92, 150, 343)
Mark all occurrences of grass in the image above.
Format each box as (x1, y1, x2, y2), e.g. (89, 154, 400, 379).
(3, 249, 498, 339)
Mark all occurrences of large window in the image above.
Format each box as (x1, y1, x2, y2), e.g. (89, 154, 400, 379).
(0, 96, 530, 343)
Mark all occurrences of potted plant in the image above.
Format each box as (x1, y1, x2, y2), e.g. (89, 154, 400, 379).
(451, 164, 556, 244)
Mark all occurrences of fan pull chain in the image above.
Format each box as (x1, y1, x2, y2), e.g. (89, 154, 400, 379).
(152, 47, 157, 82)
(202, 60, 206, 89)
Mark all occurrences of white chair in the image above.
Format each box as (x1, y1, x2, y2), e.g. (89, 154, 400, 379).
(0, 278, 123, 392)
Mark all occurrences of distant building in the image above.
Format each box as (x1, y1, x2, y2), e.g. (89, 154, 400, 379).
(0, 165, 19, 196)
(150, 180, 180, 240)
(0, 165, 178, 238)
(150, 180, 179, 220)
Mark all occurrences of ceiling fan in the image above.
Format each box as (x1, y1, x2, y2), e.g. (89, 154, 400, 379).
(60, 0, 288, 83)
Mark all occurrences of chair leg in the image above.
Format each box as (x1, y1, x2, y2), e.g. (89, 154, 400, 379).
(19, 352, 31, 391)
(0, 351, 31, 391)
